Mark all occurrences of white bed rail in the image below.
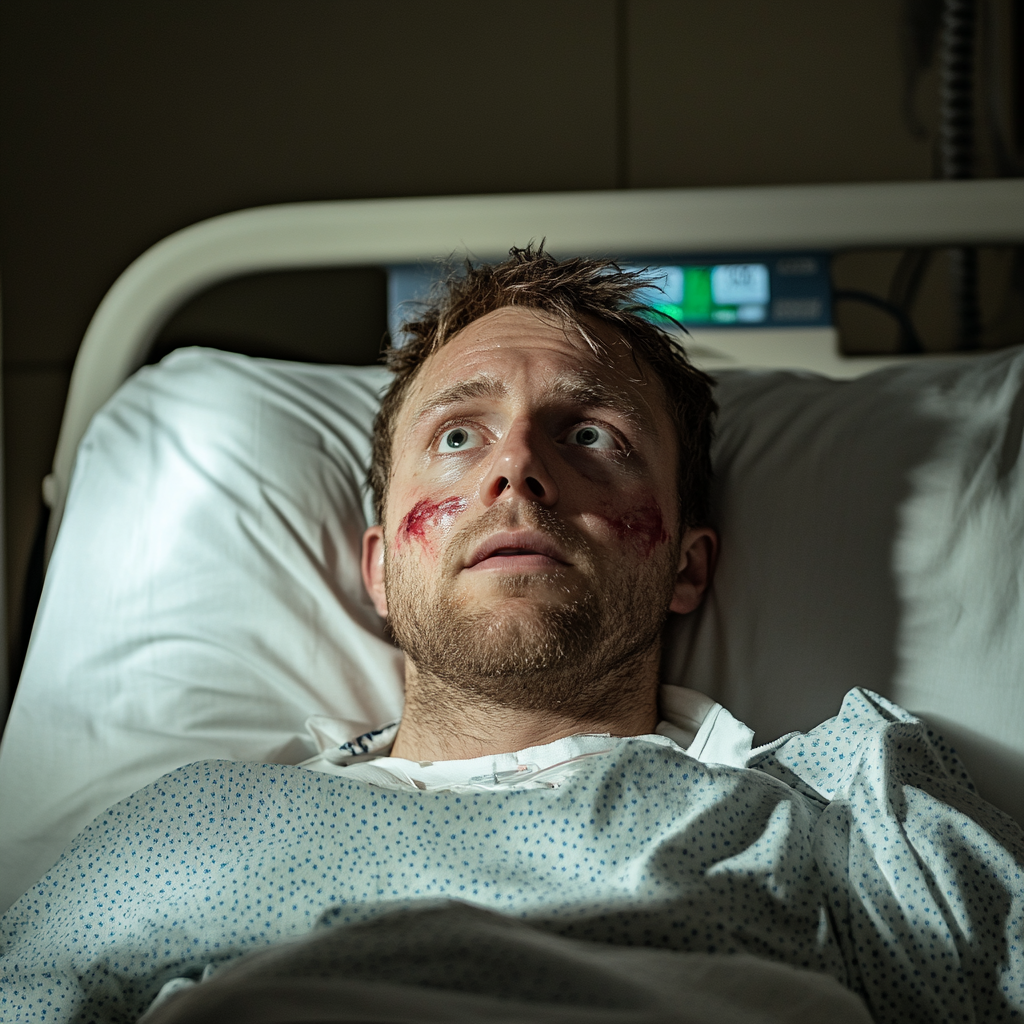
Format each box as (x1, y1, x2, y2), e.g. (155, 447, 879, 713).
(43, 178, 1024, 561)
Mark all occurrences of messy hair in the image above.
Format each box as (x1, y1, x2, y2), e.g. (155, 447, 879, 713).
(369, 245, 717, 529)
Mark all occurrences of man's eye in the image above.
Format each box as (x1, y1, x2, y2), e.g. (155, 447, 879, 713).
(566, 425, 617, 450)
(437, 425, 484, 451)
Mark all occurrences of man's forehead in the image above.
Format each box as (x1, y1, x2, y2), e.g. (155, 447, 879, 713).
(403, 306, 666, 427)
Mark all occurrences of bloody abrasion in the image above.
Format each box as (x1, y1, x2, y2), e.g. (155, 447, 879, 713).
(397, 495, 468, 548)
(599, 503, 669, 557)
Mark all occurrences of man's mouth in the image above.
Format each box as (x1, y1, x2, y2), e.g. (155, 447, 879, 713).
(465, 531, 570, 572)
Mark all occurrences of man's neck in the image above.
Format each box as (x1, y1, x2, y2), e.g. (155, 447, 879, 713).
(389, 659, 661, 762)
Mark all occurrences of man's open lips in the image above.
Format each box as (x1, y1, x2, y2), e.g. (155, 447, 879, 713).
(465, 531, 570, 571)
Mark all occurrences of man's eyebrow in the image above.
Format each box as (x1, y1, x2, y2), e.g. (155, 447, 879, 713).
(548, 372, 648, 429)
(413, 375, 509, 422)
(413, 370, 650, 430)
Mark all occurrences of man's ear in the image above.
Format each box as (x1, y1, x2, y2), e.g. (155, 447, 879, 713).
(669, 527, 718, 615)
(361, 525, 389, 618)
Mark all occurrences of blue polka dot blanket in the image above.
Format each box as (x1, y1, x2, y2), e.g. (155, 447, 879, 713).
(1, 688, 1021, 1024)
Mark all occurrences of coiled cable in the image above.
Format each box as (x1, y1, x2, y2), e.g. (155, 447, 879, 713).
(940, 0, 982, 347)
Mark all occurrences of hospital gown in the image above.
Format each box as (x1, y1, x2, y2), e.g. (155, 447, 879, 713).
(0, 688, 1021, 1023)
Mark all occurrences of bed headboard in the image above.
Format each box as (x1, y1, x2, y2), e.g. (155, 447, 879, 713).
(43, 178, 1024, 562)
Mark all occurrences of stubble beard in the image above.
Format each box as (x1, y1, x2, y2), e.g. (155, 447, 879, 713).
(384, 504, 680, 721)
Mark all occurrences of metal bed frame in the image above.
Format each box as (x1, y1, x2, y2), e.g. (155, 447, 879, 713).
(41, 177, 1024, 567)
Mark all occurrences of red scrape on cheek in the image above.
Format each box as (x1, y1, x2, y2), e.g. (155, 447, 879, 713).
(599, 503, 669, 557)
(396, 495, 468, 549)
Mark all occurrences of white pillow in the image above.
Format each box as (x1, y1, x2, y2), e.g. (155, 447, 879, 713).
(2, 343, 1022, 914)
(0, 350, 405, 912)
(666, 345, 1024, 826)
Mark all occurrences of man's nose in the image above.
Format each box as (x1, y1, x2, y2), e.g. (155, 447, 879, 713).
(481, 419, 559, 507)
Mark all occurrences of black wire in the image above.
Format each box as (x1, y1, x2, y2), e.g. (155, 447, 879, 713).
(833, 289, 926, 354)
(889, 247, 934, 313)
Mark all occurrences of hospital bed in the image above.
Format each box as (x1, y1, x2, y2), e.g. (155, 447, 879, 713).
(0, 179, 1023, 1019)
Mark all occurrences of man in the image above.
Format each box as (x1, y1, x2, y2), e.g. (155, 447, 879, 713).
(1, 248, 1021, 1024)
(359, 244, 720, 764)
(295, 246, 752, 793)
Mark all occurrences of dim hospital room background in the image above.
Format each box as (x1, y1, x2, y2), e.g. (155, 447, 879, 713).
(1, 0, 1023, 840)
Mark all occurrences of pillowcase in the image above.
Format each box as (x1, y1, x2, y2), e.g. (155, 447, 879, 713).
(2, 343, 1022, 913)
(0, 350, 404, 912)
(666, 345, 1024, 827)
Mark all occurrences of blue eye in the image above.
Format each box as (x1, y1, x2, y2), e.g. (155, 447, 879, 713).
(567, 425, 616, 450)
(438, 426, 483, 451)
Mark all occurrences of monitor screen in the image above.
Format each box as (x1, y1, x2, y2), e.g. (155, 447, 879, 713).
(627, 262, 773, 325)
(387, 253, 830, 342)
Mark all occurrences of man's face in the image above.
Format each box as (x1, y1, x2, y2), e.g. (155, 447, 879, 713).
(362, 306, 714, 714)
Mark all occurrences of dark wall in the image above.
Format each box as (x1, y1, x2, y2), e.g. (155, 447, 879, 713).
(0, 1, 955, 676)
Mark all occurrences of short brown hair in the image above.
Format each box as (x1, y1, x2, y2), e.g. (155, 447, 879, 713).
(369, 245, 717, 528)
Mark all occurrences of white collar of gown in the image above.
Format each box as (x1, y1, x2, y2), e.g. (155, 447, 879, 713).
(297, 686, 760, 793)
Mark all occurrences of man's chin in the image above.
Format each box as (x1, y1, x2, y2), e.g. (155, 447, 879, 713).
(475, 598, 575, 640)
(389, 573, 602, 682)
(433, 602, 599, 682)
(453, 567, 581, 604)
